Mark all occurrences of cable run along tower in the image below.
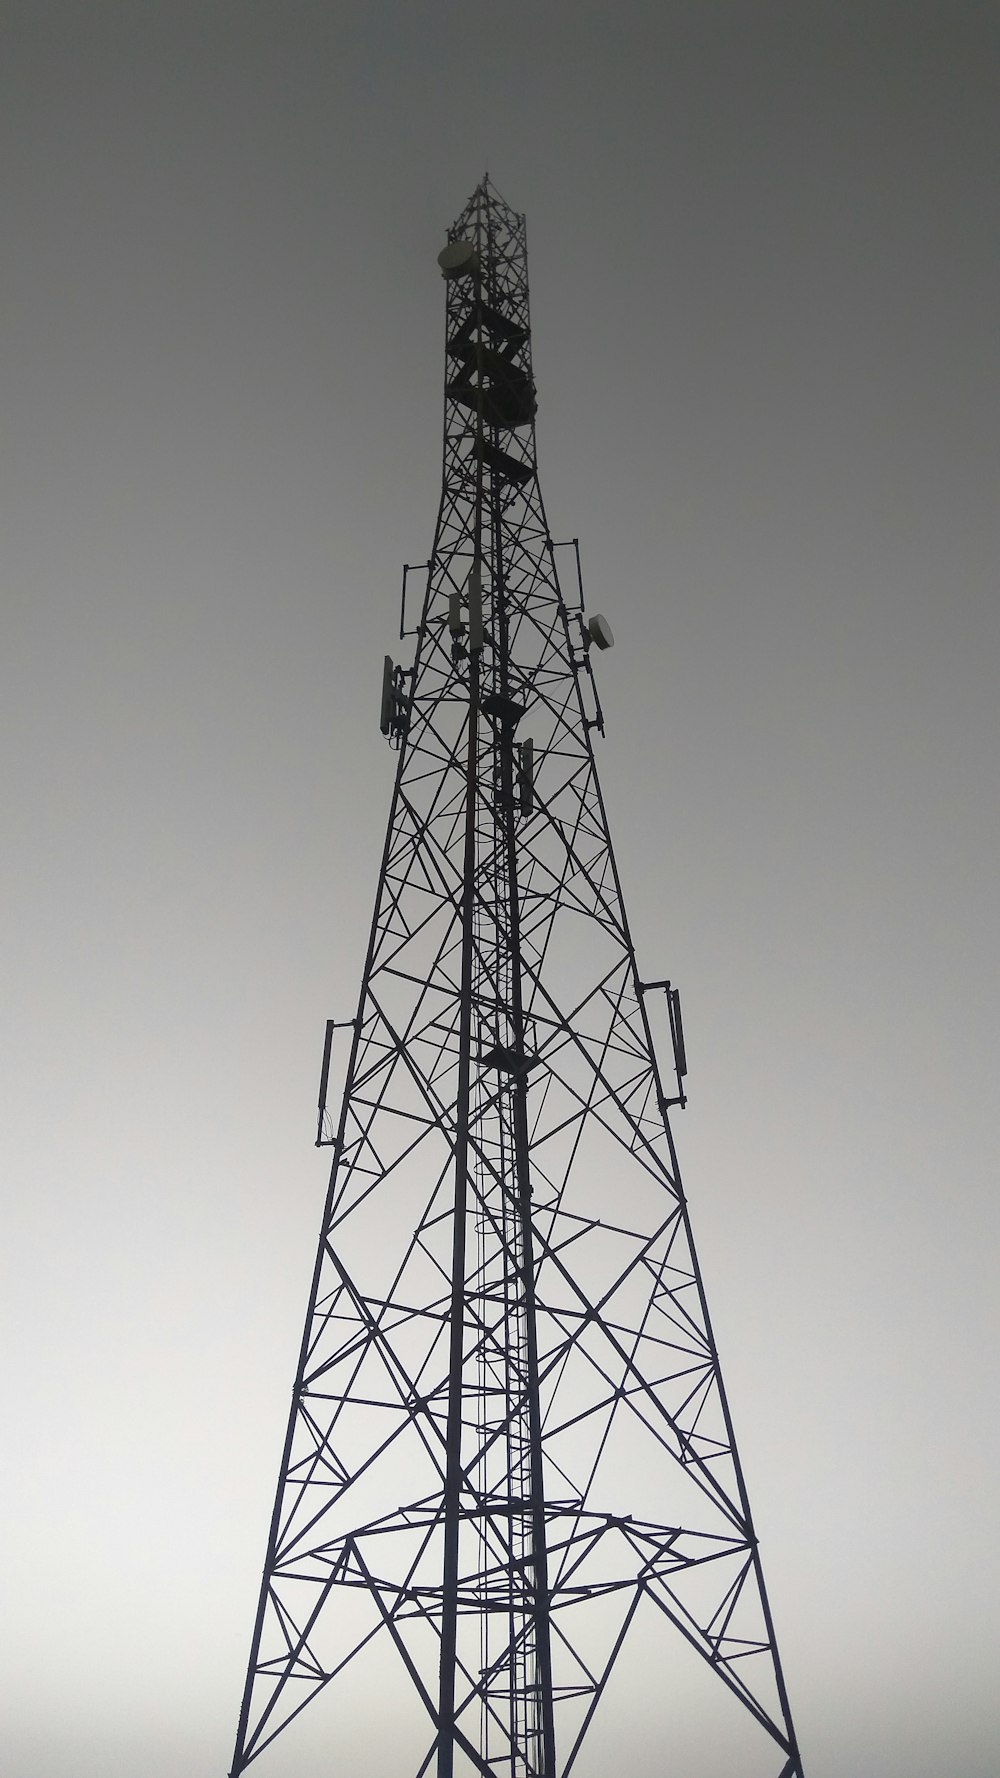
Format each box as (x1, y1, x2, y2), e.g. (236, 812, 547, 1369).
(229, 180, 805, 1778)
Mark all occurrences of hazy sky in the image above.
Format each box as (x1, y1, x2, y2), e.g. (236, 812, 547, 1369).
(2, 5, 998, 1776)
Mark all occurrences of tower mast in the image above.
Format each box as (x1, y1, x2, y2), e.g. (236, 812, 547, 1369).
(229, 179, 805, 1778)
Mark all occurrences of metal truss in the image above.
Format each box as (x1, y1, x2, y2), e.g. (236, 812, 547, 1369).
(229, 179, 805, 1778)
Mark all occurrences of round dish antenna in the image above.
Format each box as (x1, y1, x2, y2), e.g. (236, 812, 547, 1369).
(437, 239, 480, 279)
(587, 613, 615, 651)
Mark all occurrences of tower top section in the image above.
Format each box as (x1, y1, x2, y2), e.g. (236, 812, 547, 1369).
(434, 178, 537, 493)
(446, 175, 525, 248)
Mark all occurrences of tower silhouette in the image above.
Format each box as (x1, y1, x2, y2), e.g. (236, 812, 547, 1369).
(229, 179, 805, 1778)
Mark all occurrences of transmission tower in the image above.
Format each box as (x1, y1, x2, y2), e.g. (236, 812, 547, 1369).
(229, 179, 805, 1778)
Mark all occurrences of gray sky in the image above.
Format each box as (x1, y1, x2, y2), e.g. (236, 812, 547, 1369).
(2, 4, 998, 1775)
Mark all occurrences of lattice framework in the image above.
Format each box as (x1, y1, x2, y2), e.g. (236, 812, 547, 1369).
(229, 178, 805, 1778)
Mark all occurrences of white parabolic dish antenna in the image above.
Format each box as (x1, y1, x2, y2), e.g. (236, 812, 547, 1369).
(437, 239, 479, 278)
(587, 613, 615, 651)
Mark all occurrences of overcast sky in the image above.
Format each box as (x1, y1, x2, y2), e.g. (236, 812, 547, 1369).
(2, 5, 998, 1776)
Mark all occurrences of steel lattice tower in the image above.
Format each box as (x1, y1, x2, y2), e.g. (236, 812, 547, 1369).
(229, 179, 805, 1778)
